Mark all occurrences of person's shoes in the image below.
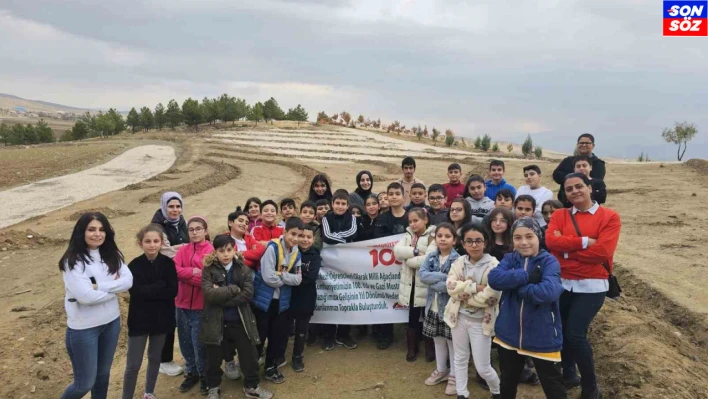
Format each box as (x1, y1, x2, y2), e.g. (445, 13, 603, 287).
(376, 335, 393, 350)
(445, 376, 457, 396)
(406, 327, 418, 362)
(424, 369, 449, 386)
(178, 373, 199, 393)
(336, 336, 358, 349)
(564, 375, 582, 389)
(292, 355, 305, 372)
(276, 357, 288, 368)
(323, 337, 335, 351)
(581, 387, 602, 399)
(199, 376, 208, 395)
(456, 395, 468, 399)
(159, 361, 183, 377)
(264, 367, 286, 384)
(521, 371, 540, 385)
(306, 332, 318, 346)
(243, 385, 274, 399)
(224, 360, 241, 380)
(424, 337, 435, 362)
(206, 387, 220, 399)
(143, 394, 157, 399)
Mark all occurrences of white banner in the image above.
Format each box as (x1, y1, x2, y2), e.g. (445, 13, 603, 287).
(310, 234, 409, 325)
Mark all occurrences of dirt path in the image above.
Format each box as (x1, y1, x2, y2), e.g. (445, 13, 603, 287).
(0, 145, 176, 229)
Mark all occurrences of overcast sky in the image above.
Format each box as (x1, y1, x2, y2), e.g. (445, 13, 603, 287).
(1, 0, 706, 160)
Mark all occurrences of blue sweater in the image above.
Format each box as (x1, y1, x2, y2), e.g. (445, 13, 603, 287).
(485, 178, 516, 201)
(487, 250, 564, 353)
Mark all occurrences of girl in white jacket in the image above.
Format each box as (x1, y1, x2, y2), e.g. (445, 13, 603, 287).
(393, 207, 437, 362)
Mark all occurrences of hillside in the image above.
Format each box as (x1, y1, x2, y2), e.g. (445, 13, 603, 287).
(0, 93, 90, 114)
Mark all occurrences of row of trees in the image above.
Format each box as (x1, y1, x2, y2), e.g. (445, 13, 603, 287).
(0, 119, 55, 145)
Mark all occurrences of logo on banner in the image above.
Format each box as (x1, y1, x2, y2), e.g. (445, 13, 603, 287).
(663, 1, 708, 36)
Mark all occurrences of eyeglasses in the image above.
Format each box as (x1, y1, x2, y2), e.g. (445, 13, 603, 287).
(577, 142, 593, 146)
(429, 196, 444, 201)
(189, 227, 204, 233)
(464, 239, 485, 246)
(450, 208, 464, 213)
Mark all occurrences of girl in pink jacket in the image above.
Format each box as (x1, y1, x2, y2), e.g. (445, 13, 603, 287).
(174, 216, 214, 394)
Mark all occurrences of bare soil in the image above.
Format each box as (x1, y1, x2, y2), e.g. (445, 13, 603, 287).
(1, 125, 707, 399)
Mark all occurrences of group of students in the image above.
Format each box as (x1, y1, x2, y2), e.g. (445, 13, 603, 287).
(57, 133, 620, 399)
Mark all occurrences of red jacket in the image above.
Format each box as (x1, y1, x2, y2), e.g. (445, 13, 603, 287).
(174, 240, 214, 310)
(546, 206, 621, 280)
(251, 224, 284, 243)
(443, 182, 466, 208)
(222, 231, 266, 269)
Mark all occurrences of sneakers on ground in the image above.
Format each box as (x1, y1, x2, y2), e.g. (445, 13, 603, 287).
(243, 385, 274, 399)
(335, 336, 358, 349)
(264, 367, 286, 384)
(424, 369, 449, 386)
(276, 357, 288, 368)
(445, 376, 457, 396)
(376, 335, 393, 350)
(143, 394, 157, 399)
(199, 376, 208, 395)
(322, 337, 335, 351)
(456, 395, 468, 399)
(292, 356, 305, 372)
(224, 361, 241, 380)
(206, 387, 220, 399)
(564, 375, 581, 389)
(178, 373, 199, 393)
(159, 362, 183, 377)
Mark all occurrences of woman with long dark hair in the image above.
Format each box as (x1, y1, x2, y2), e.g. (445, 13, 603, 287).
(59, 212, 133, 399)
(308, 174, 333, 203)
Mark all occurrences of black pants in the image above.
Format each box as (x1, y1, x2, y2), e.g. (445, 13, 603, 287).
(205, 322, 260, 390)
(408, 284, 423, 329)
(498, 346, 566, 399)
(160, 328, 175, 363)
(322, 324, 351, 340)
(286, 312, 312, 358)
(253, 300, 290, 369)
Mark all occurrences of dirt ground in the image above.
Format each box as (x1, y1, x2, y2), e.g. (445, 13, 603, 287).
(1, 125, 707, 399)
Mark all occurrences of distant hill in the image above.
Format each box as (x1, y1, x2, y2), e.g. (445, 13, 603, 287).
(0, 93, 91, 114)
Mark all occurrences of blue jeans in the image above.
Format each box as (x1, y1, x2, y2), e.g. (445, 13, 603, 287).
(60, 317, 121, 399)
(559, 290, 605, 392)
(177, 308, 206, 376)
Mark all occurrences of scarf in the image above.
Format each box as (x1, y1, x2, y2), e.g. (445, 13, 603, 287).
(160, 191, 184, 225)
(443, 255, 501, 337)
(354, 170, 373, 200)
(512, 216, 544, 243)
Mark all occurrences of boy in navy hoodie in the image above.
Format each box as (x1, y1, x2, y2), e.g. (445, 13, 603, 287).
(288, 224, 322, 372)
(321, 189, 360, 350)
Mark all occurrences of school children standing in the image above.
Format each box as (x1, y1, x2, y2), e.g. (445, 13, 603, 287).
(288, 224, 322, 372)
(427, 184, 449, 226)
(444, 224, 502, 399)
(277, 198, 297, 228)
(315, 199, 331, 224)
(361, 194, 380, 241)
(59, 212, 133, 399)
(419, 223, 461, 396)
(252, 200, 285, 245)
(299, 200, 323, 251)
(377, 192, 390, 213)
(488, 217, 567, 399)
(486, 207, 515, 262)
(405, 183, 431, 212)
(349, 170, 374, 208)
(321, 189, 361, 350)
(252, 218, 303, 384)
(174, 216, 214, 394)
(200, 235, 273, 399)
(393, 208, 438, 362)
(516, 165, 554, 227)
(123, 224, 178, 399)
(228, 209, 266, 270)
(398, 156, 425, 207)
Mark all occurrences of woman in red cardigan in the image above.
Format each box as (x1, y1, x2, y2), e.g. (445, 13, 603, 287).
(545, 173, 621, 399)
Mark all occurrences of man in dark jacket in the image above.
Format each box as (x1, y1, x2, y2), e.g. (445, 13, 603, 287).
(288, 224, 322, 372)
(200, 234, 273, 399)
(552, 133, 606, 200)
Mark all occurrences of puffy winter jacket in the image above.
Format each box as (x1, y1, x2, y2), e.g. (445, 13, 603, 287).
(174, 240, 214, 310)
(487, 250, 564, 353)
(393, 225, 437, 308)
(419, 249, 461, 314)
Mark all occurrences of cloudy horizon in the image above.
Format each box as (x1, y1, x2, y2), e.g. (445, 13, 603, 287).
(1, 0, 706, 160)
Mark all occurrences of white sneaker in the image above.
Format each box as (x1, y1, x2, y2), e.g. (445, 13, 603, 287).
(224, 361, 241, 380)
(143, 394, 157, 399)
(206, 387, 220, 399)
(159, 362, 183, 377)
(243, 385, 274, 399)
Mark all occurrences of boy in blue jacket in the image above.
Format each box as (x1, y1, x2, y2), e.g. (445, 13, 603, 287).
(487, 217, 567, 399)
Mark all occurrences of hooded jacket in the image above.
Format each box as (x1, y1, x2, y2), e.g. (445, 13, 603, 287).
(199, 255, 260, 346)
(419, 249, 461, 315)
(127, 253, 178, 336)
(393, 225, 438, 308)
(487, 250, 564, 353)
(290, 245, 322, 315)
(174, 240, 215, 310)
(485, 178, 517, 201)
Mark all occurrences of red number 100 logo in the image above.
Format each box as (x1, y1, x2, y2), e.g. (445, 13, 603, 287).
(369, 249, 402, 267)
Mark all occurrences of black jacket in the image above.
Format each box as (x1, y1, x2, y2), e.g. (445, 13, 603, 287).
(429, 208, 449, 227)
(360, 214, 377, 241)
(373, 210, 409, 239)
(322, 211, 361, 244)
(290, 246, 322, 315)
(552, 154, 606, 188)
(151, 209, 189, 246)
(127, 253, 178, 336)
